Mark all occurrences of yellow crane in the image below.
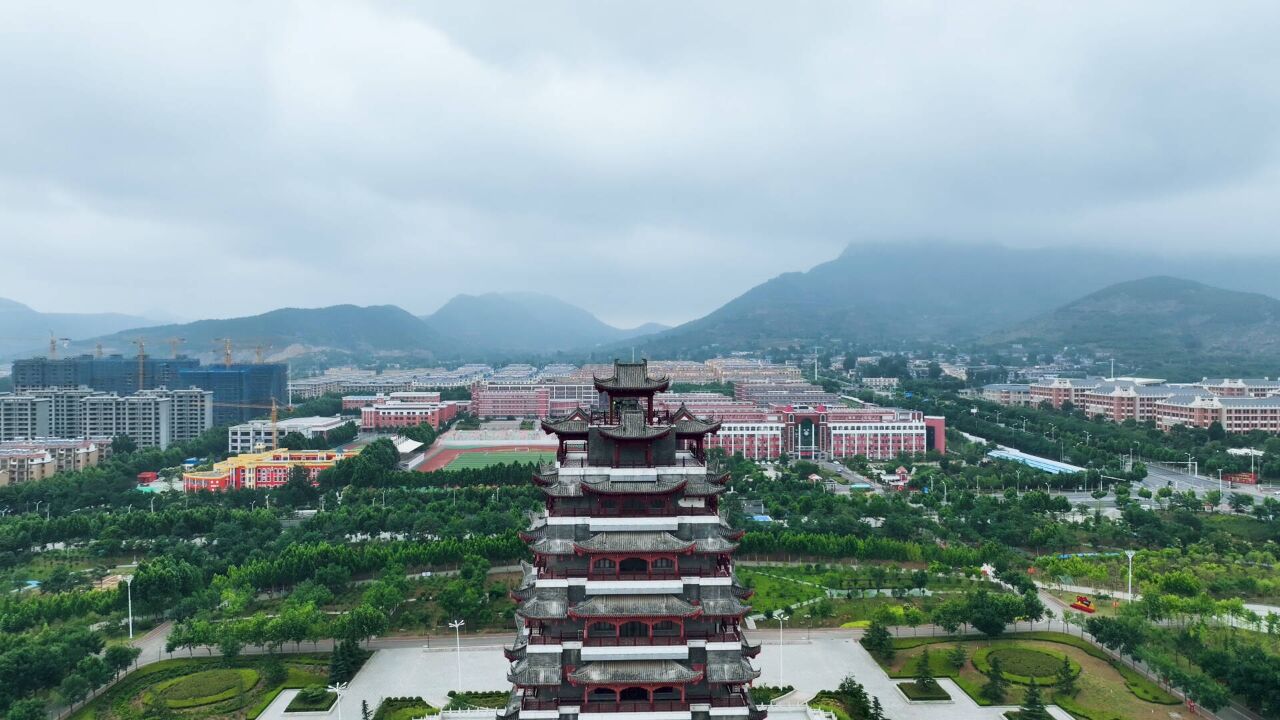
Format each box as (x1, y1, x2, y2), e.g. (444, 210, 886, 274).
(213, 338, 234, 367)
(48, 332, 70, 359)
(130, 338, 147, 389)
(166, 337, 186, 359)
(213, 399, 290, 450)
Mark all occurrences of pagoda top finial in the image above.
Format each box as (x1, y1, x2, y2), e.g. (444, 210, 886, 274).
(593, 359, 670, 394)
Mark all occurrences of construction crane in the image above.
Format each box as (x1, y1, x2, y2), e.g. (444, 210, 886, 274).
(253, 344, 271, 364)
(166, 337, 186, 359)
(212, 399, 290, 451)
(95, 343, 104, 359)
(48, 332, 70, 359)
(131, 338, 147, 390)
(213, 338, 234, 367)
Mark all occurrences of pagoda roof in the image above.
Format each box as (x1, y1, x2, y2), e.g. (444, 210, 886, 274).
(508, 656, 563, 686)
(705, 657, 761, 684)
(581, 476, 688, 496)
(575, 531, 695, 554)
(529, 537, 576, 555)
(693, 535, 739, 554)
(569, 594, 701, 619)
(542, 408, 591, 436)
(517, 587, 569, 620)
(569, 660, 701, 686)
(671, 405, 722, 436)
(594, 360, 670, 393)
(682, 479, 727, 497)
(699, 596, 752, 617)
(599, 411, 672, 441)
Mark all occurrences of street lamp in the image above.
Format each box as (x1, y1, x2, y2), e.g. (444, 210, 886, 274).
(776, 614, 789, 687)
(449, 619, 466, 692)
(125, 575, 134, 639)
(1125, 550, 1136, 603)
(326, 682, 348, 720)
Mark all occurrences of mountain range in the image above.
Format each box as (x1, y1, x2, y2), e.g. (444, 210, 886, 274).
(987, 276, 1280, 367)
(7, 243, 1280, 368)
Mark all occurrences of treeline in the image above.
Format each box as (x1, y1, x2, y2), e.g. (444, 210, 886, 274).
(0, 626, 139, 719)
(0, 506, 279, 558)
(740, 530, 986, 568)
(216, 535, 526, 593)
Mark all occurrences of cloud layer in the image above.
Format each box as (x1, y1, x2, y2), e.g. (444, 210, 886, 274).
(2, 1, 1277, 326)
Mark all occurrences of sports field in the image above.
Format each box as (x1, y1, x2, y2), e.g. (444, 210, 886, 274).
(443, 450, 556, 470)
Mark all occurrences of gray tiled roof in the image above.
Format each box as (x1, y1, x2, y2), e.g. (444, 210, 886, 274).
(576, 531, 695, 554)
(569, 594, 701, 618)
(594, 360, 671, 392)
(568, 660, 700, 685)
(508, 655, 563, 686)
(518, 588, 569, 620)
(599, 410, 672, 440)
(699, 596, 752, 616)
(705, 657, 761, 684)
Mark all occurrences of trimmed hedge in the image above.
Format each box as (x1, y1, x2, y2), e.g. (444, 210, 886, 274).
(973, 646, 1079, 685)
(898, 681, 951, 701)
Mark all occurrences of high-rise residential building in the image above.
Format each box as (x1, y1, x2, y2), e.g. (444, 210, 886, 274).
(30, 387, 99, 437)
(12, 355, 201, 395)
(82, 393, 172, 449)
(0, 394, 52, 441)
(178, 364, 288, 425)
(500, 360, 765, 720)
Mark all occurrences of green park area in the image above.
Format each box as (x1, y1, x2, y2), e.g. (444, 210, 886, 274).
(443, 451, 556, 470)
(872, 633, 1179, 720)
(67, 655, 329, 720)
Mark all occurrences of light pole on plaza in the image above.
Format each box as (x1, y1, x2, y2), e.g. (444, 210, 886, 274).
(1125, 550, 1136, 603)
(125, 575, 134, 639)
(449, 619, 466, 692)
(326, 683, 348, 720)
(776, 614, 789, 687)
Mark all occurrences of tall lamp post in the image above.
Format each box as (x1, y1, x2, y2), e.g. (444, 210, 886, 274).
(1125, 550, 1136, 603)
(776, 614, 789, 687)
(449, 619, 466, 692)
(326, 682, 348, 720)
(125, 575, 134, 639)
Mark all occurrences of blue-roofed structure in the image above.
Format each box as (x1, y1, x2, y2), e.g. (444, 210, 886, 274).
(987, 447, 1085, 475)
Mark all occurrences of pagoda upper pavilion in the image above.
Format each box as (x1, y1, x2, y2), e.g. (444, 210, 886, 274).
(500, 359, 766, 720)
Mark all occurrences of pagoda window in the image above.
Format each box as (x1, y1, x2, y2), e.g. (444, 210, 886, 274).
(587, 688, 617, 703)
(593, 558, 616, 572)
(619, 557, 648, 573)
(653, 686, 681, 702)
(649, 498, 666, 510)
(652, 557, 675, 571)
(586, 621, 617, 638)
(619, 620, 648, 638)
(653, 619, 680, 637)
(619, 687, 649, 702)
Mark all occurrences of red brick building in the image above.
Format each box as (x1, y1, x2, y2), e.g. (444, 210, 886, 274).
(359, 400, 459, 431)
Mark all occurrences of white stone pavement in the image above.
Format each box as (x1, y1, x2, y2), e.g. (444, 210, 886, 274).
(255, 636, 1070, 720)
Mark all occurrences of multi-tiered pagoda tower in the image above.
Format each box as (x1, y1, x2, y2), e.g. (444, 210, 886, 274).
(501, 360, 765, 720)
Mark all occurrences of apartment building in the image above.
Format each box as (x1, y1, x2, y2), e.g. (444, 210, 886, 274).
(0, 394, 52, 441)
(83, 393, 171, 449)
(0, 438, 101, 475)
(0, 448, 54, 485)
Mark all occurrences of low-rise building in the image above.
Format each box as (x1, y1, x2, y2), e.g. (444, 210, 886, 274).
(1156, 395, 1280, 433)
(341, 391, 442, 411)
(228, 415, 351, 453)
(0, 447, 54, 485)
(982, 383, 1032, 406)
(183, 448, 359, 492)
(1029, 378, 1102, 409)
(359, 400, 459, 431)
(860, 377, 900, 391)
(0, 438, 101, 475)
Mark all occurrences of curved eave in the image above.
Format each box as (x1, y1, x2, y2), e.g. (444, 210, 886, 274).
(598, 426, 673, 441)
(593, 378, 671, 393)
(581, 479, 688, 496)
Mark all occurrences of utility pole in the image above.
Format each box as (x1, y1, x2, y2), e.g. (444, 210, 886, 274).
(776, 614, 789, 687)
(125, 576, 134, 639)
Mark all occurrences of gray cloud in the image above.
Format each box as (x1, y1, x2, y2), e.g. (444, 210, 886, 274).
(1, 1, 1278, 326)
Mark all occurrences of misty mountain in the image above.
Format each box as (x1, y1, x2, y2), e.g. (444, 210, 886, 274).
(69, 304, 440, 362)
(0, 298, 156, 359)
(986, 276, 1280, 367)
(423, 292, 667, 355)
(625, 243, 1280, 356)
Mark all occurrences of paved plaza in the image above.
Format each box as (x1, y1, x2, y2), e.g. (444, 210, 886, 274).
(255, 634, 1071, 720)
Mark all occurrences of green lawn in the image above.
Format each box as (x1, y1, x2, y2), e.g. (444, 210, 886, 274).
(444, 451, 555, 470)
(68, 655, 329, 720)
(877, 633, 1179, 719)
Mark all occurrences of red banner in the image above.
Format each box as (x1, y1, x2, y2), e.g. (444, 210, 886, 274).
(1225, 472, 1258, 485)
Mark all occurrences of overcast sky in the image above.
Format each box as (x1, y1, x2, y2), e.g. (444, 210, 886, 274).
(2, 2, 1278, 327)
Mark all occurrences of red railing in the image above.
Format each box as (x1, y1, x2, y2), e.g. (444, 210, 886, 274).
(580, 701, 689, 713)
(582, 635, 685, 646)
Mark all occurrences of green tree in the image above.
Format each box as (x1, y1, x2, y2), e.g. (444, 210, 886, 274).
(111, 435, 138, 455)
(4, 699, 46, 720)
(58, 673, 90, 708)
(914, 647, 936, 688)
(1018, 680, 1052, 720)
(980, 656, 1008, 703)
(860, 619, 894, 660)
(1054, 655, 1076, 696)
(947, 644, 967, 670)
(1207, 422, 1226, 441)
(104, 644, 141, 678)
